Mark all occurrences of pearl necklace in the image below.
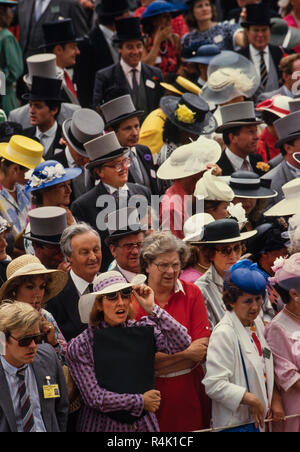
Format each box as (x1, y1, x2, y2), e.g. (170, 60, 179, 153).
(6, 186, 16, 193)
(284, 306, 300, 320)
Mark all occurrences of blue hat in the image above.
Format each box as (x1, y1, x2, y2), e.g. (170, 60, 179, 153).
(25, 160, 82, 193)
(184, 44, 221, 65)
(142, 1, 184, 20)
(226, 260, 268, 295)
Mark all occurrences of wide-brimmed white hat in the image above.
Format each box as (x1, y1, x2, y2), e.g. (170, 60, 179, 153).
(157, 136, 221, 180)
(183, 213, 214, 242)
(264, 178, 300, 217)
(256, 94, 291, 119)
(0, 255, 68, 303)
(194, 169, 234, 202)
(78, 271, 147, 323)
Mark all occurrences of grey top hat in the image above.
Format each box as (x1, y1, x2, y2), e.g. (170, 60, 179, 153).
(23, 53, 63, 88)
(215, 101, 262, 133)
(270, 18, 300, 49)
(101, 95, 144, 129)
(289, 99, 300, 113)
(62, 109, 104, 157)
(274, 111, 300, 148)
(85, 132, 127, 170)
(23, 206, 67, 245)
(105, 207, 143, 244)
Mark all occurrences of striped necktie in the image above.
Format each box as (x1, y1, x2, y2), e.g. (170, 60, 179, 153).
(17, 366, 35, 432)
(259, 51, 268, 88)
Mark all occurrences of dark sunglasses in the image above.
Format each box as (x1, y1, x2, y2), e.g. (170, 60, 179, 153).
(104, 287, 133, 301)
(215, 244, 243, 257)
(9, 333, 45, 347)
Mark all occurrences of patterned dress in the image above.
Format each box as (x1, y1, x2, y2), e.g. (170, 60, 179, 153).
(66, 304, 191, 432)
(182, 22, 241, 53)
(0, 184, 31, 238)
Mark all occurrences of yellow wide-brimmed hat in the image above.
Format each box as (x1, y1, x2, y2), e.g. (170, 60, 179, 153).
(160, 76, 202, 96)
(0, 135, 44, 169)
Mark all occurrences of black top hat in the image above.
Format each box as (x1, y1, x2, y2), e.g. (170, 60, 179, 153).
(22, 76, 63, 102)
(241, 3, 272, 28)
(247, 223, 289, 259)
(40, 19, 82, 49)
(113, 17, 143, 44)
(95, 0, 129, 17)
(0, 122, 23, 143)
(160, 93, 216, 135)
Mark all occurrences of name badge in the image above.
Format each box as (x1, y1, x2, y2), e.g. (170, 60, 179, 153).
(146, 79, 155, 89)
(263, 348, 271, 360)
(214, 34, 223, 44)
(51, 6, 60, 13)
(150, 169, 157, 179)
(43, 376, 60, 399)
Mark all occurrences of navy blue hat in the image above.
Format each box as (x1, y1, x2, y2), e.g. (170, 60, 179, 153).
(142, 1, 184, 21)
(184, 44, 221, 65)
(226, 260, 268, 295)
(25, 160, 82, 193)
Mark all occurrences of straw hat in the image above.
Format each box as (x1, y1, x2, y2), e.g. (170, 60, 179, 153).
(264, 178, 300, 217)
(157, 136, 221, 180)
(78, 271, 147, 323)
(0, 135, 44, 169)
(0, 255, 68, 303)
(194, 169, 234, 202)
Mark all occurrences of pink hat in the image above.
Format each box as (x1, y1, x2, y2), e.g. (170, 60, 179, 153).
(270, 253, 300, 290)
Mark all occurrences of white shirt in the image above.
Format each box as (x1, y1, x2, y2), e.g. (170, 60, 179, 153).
(120, 58, 142, 88)
(225, 147, 252, 172)
(70, 269, 97, 296)
(249, 44, 270, 77)
(102, 182, 129, 195)
(35, 121, 58, 155)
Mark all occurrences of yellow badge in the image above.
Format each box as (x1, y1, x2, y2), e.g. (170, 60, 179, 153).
(43, 384, 60, 399)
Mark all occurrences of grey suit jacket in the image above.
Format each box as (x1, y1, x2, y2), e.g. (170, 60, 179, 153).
(15, 0, 88, 59)
(0, 344, 69, 432)
(261, 160, 298, 207)
(8, 103, 81, 129)
(256, 85, 292, 103)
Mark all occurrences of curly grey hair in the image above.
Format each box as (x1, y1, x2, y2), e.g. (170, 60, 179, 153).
(60, 222, 101, 258)
(139, 231, 190, 275)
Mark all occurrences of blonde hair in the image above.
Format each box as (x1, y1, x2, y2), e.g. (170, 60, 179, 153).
(0, 301, 40, 336)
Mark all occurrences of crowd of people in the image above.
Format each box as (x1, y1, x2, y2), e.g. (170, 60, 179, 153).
(0, 0, 300, 434)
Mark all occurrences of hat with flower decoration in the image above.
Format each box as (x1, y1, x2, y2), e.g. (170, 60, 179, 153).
(24, 160, 81, 192)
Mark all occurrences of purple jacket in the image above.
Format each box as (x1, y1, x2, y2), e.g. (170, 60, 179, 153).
(66, 304, 191, 432)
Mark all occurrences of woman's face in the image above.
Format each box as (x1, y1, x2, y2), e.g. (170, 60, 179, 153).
(99, 292, 131, 327)
(230, 292, 263, 326)
(212, 241, 243, 276)
(43, 181, 72, 207)
(153, 12, 172, 29)
(207, 201, 230, 221)
(234, 197, 257, 215)
(192, 0, 212, 23)
(147, 251, 181, 290)
(16, 276, 47, 311)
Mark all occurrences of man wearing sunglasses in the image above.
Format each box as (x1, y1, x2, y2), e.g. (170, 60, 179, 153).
(0, 302, 68, 432)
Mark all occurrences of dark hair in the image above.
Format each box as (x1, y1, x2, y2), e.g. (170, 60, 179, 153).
(0, 158, 26, 176)
(261, 110, 280, 127)
(2, 274, 53, 304)
(44, 100, 61, 119)
(204, 200, 224, 215)
(222, 275, 245, 311)
(162, 118, 181, 144)
(273, 283, 290, 305)
(46, 42, 67, 53)
(223, 126, 243, 146)
(185, 0, 217, 30)
(280, 137, 298, 156)
(0, 5, 13, 28)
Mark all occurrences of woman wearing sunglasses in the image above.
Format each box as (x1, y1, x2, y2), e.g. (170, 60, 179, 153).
(66, 270, 191, 432)
(194, 219, 257, 331)
(203, 260, 283, 432)
(0, 254, 68, 363)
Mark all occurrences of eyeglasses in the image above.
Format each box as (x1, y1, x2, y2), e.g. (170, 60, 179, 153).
(9, 333, 45, 347)
(103, 287, 133, 301)
(118, 241, 143, 252)
(102, 157, 132, 173)
(215, 244, 243, 257)
(153, 262, 181, 272)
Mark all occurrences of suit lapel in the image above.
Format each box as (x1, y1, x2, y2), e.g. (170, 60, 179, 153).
(0, 362, 18, 432)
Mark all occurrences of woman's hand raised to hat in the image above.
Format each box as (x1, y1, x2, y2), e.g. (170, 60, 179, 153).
(206, 163, 222, 176)
(132, 284, 155, 315)
(40, 315, 58, 347)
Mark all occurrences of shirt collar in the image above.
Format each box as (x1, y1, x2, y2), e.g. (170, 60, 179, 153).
(117, 265, 138, 282)
(65, 146, 77, 169)
(120, 58, 142, 76)
(225, 147, 250, 170)
(175, 279, 186, 295)
(0, 355, 27, 377)
(102, 182, 129, 194)
(249, 43, 269, 57)
(36, 121, 57, 138)
(70, 269, 97, 296)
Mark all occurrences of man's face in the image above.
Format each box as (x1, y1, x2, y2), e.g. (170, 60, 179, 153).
(97, 155, 130, 188)
(55, 42, 80, 68)
(109, 232, 145, 273)
(247, 25, 270, 51)
(33, 242, 65, 269)
(115, 117, 140, 147)
(230, 125, 259, 157)
(283, 59, 300, 91)
(284, 137, 300, 168)
(29, 101, 57, 129)
(68, 232, 102, 282)
(118, 40, 144, 68)
(4, 323, 40, 368)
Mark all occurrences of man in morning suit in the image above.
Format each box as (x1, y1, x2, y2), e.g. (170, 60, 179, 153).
(93, 17, 164, 120)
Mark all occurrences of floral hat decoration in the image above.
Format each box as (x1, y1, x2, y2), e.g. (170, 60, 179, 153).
(24, 160, 82, 192)
(160, 92, 216, 135)
(270, 253, 300, 291)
